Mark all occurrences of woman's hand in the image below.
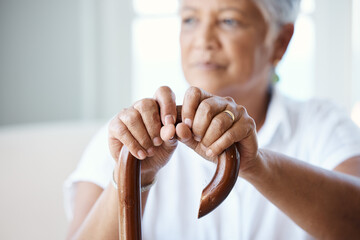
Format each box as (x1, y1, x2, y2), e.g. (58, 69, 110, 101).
(176, 87, 259, 174)
(108, 86, 178, 185)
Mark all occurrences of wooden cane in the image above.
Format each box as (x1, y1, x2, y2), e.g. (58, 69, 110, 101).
(117, 106, 241, 240)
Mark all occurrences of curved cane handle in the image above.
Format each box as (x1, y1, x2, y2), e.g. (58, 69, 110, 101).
(117, 105, 241, 239)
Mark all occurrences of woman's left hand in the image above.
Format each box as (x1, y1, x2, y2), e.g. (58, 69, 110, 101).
(176, 87, 259, 174)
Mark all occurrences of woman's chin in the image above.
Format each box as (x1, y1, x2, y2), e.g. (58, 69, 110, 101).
(187, 80, 237, 96)
(187, 76, 226, 93)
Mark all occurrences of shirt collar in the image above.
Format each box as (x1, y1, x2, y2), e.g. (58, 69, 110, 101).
(257, 87, 292, 148)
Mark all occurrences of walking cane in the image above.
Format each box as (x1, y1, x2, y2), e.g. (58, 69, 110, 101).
(116, 106, 240, 240)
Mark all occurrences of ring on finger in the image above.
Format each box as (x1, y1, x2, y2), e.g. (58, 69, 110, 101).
(223, 110, 235, 122)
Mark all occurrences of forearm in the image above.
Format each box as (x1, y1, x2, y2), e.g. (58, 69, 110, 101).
(71, 180, 152, 240)
(241, 149, 360, 239)
(71, 184, 119, 240)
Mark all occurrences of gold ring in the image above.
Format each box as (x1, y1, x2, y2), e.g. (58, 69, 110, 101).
(223, 110, 235, 122)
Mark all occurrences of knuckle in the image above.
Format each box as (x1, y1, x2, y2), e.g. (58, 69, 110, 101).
(109, 118, 125, 136)
(150, 110, 160, 124)
(224, 96, 235, 103)
(154, 86, 170, 99)
(236, 105, 246, 118)
(213, 117, 225, 130)
(200, 103, 213, 123)
(134, 98, 156, 112)
(127, 139, 139, 151)
(108, 118, 118, 134)
(116, 108, 128, 121)
(237, 105, 246, 113)
(115, 124, 128, 139)
(226, 130, 237, 142)
(163, 101, 174, 111)
(138, 136, 152, 148)
(249, 117, 256, 127)
(186, 86, 201, 99)
(121, 109, 140, 126)
(247, 118, 256, 134)
(210, 142, 220, 154)
(199, 100, 212, 114)
(158, 85, 171, 93)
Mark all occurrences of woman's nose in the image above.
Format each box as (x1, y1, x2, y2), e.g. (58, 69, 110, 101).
(194, 22, 219, 51)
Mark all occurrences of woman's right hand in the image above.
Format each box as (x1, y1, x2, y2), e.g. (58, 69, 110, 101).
(108, 86, 178, 185)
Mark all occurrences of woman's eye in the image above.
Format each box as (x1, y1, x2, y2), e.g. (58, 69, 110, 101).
(182, 17, 197, 25)
(220, 18, 239, 27)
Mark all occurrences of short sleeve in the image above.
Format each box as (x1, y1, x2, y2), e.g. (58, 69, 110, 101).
(63, 123, 115, 221)
(305, 101, 360, 170)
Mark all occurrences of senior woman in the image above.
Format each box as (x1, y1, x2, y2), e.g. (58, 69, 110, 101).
(64, 0, 360, 239)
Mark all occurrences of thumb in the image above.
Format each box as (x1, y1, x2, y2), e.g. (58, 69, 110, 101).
(176, 123, 198, 150)
(162, 137, 178, 155)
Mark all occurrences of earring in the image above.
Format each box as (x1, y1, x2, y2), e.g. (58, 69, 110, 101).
(272, 59, 280, 84)
(272, 71, 280, 84)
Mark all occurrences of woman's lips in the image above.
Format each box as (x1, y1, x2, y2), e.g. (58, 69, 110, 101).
(193, 62, 227, 71)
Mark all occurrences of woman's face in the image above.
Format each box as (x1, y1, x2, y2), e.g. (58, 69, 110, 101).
(180, 0, 272, 96)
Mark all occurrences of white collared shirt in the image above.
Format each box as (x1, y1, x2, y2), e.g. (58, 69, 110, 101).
(64, 88, 360, 240)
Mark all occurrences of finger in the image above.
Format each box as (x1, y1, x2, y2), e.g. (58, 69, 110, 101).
(162, 133, 178, 151)
(160, 124, 176, 141)
(108, 119, 124, 161)
(154, 86, 177, 126)
(176, 123, 199, 150)
(206, 116, 255, 157)
(133, 98, 163, 147)
(192, 97, 228, 142)
(119, 108, 153, 159)
(201, 105, 242, 147)
(109, 116, 147, 160)
(182, 87, 212, 129)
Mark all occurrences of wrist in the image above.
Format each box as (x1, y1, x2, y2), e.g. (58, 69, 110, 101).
(112, 166, 158, 192)
(239, 149, 267, 182)
(141, 170, 157, 187)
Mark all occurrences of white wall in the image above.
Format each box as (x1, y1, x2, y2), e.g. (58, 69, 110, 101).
(314, 0, 356, 112)
(79, 0, 132, 120)
(0, 0, 132, 126)
(0, 0, 81, 125)
(0, 122, 101, 240)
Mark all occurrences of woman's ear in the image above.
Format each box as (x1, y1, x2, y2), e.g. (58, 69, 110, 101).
(271, 23, 294, 64)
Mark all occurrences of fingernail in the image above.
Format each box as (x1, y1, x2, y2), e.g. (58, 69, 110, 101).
(165, 115, 174, 125)
(184, 118, 192, 128)
(153, 137, 162, 146)
(200, 143, 207, 152)
(194, 135, 201, 142)
(147, 147, 154, 156)
(206, 149, 214, 157)
(168, 137, 177, 144)
(138, 150, 146, 159)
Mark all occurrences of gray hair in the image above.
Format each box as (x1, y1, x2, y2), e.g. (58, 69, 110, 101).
(252, 0, 301, 43)
(253, 0, 301, 26)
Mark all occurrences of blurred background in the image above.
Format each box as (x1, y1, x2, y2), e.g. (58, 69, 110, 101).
(0, 0, 359, 239)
